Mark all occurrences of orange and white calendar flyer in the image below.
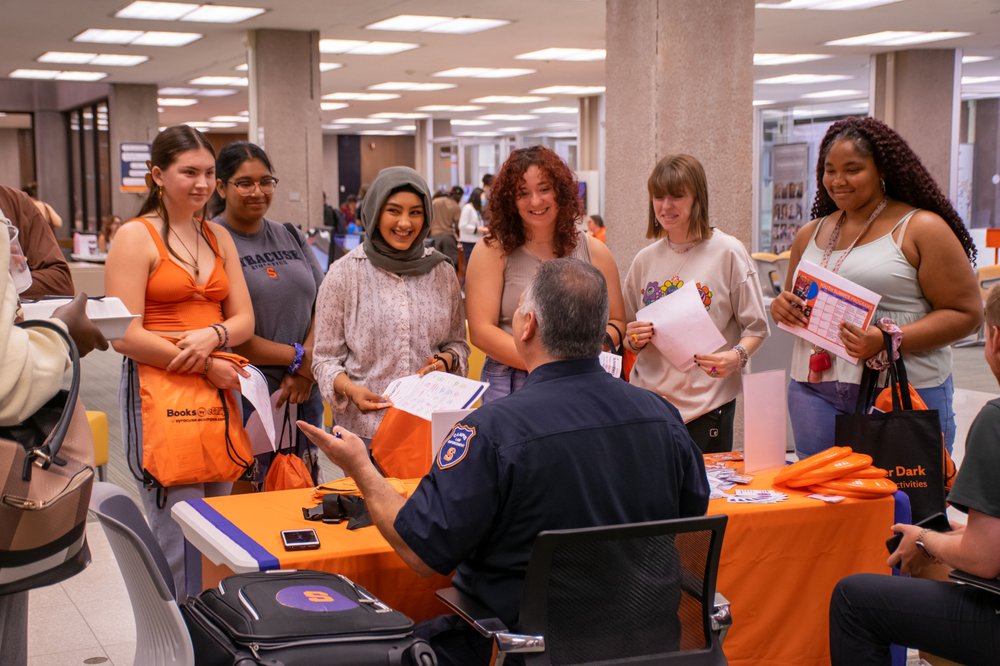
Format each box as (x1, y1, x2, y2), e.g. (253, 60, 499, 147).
(777, 260, 882, 363)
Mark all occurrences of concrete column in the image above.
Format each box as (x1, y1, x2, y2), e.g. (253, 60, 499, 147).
(108, 83, 159, 222)
(414, 118, 433, 187)
(605, 0, 755, 270)
(247, 29, 322, 229)
(578, 95, 603, 172)
(33, 111, 70, 235)
(870, 49, 962, 201)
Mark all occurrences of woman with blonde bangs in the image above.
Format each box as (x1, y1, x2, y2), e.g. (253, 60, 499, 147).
(625, 154, 769, 453)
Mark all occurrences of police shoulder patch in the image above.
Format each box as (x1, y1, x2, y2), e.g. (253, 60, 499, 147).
(437, 423, 476, 470)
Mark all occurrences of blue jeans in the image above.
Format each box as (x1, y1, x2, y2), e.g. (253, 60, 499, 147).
(788, 375, 956, 459)
(480, 357, 529, 405)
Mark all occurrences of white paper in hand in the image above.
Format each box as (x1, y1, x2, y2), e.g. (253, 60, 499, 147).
(599, 351, 622, 378)
(635, 281, 726, 372)
(382, 371, 488, 421)
(238, 365, 275, 454)
(244, 390, 298, 457)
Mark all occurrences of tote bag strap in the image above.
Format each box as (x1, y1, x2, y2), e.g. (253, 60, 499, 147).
(12, 320, 79, 476)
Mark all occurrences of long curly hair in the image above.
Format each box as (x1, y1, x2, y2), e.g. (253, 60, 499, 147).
(813, 116, 976, 262)
(486, 145, 581, 256)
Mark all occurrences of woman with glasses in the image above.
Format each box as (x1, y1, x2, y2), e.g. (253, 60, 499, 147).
(209, 141, 326, 485)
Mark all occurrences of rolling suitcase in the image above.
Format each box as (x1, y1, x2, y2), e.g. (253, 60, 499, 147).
(182, 569, 437, 665)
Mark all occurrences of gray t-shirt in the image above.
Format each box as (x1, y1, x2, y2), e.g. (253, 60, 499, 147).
(215, 216, 325, 387)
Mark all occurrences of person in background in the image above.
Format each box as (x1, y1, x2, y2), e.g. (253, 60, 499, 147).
(341, 195, 359, 231)
(298, 258, 709, 666)
(1, 226, 107, 665)
(106, 125, 255, 600)
(0, 186, 73, 299)
(97, 214, 123, 253)
(770, 116, 980, 459)
(586, 213, 606, 243)
(312, 166, 468, 444)
(481, 173, 493, 226)
(323, 191, 345, 234)
(459, 186, 486, 267)
(211, 141, 326, 485)
(465, 145, 626, 404)
(21, 183, 62, 230)
(625, 154, 769, 453)
(829, 285, 1000, 666)
(429, 187, 461, 266)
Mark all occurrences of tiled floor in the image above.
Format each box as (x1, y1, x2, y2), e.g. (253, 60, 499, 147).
(24, 343, 998, 665)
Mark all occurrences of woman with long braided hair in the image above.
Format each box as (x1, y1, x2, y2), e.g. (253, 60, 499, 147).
(771, 116, 981, 458)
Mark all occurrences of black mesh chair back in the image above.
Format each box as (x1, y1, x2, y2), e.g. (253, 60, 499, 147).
(518, 514, 728, 665)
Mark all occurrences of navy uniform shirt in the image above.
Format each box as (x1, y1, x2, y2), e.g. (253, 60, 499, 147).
(394, 357, 710, 628)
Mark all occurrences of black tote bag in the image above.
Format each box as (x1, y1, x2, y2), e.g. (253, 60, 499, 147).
(834, 333, 946, 522)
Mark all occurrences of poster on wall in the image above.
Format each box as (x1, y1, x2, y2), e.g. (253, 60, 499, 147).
(120, 143, 151, 193)
(771, 143, 810, 254)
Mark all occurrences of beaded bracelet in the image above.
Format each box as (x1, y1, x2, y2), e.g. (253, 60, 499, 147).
(202, 355, 213, 377)
(209, 324, 224, 349)
(732, 344, 749, 368)
(287, 342, 305, 376)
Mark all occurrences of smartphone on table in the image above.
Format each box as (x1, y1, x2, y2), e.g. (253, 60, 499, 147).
(281, 528, 321, 551)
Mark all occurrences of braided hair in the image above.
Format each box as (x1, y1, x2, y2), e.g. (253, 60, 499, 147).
(812, 116, 976, 262)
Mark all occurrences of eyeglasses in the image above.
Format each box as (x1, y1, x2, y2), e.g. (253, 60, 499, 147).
(227, 177, 279, 196)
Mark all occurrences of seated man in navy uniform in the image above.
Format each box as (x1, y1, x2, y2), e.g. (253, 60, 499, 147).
(299, 257, 710, 665)
(829, 285, 1000, 666)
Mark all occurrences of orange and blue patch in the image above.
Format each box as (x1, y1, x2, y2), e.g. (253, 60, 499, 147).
(437, 423, 475, 470)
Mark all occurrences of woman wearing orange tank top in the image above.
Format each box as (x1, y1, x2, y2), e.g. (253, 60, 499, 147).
(105, 125, 254, 600)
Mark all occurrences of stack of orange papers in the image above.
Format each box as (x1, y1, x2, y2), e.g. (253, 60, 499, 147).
(774, 446, 898, 499)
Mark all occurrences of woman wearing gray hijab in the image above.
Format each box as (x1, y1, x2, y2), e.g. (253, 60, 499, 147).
(311, 167, 469, 441)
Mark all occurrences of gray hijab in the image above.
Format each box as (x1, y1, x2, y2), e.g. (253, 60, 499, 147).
(361, 166, 449, 276)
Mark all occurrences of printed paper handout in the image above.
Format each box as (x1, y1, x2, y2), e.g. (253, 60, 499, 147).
(244, 389, 298, 457)
(383, 371, 488, 421)
(239, 365, 277, 454)
(599, 351, 622, 378)
(777, 260, 882, 363)
(635, 281, 727, 372)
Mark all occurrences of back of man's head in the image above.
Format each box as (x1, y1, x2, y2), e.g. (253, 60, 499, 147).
(986, 285, 1000, 331)
(521, 257, 608, 360)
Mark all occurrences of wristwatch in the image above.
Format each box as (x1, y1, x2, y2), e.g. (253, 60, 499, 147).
(915, 528, 939, 563)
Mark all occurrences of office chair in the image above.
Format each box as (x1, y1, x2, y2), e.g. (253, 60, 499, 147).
(89, 482, 195, 666)
(751, 252, 782, 297)
(437, 515, 731, 665)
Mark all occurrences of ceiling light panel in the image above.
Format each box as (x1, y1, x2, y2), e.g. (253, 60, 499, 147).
(801, 88, 863, 98)
(365, 14, 509, 34)
(963, 56, 994, 64)
(319, 63, 342, 72)
(116, 2, 265, 23)
(499, 126, 529, 132)
(39, 51, 150, 67)
(320, 102, 350, 110)
(358, 130, 405, 135)
(395, 125, 416, 131)
(195, 88, 238, 96)
(319, 39, 418, 55)
(157, 97, 199, 106)
(10, 69, 60, 79)
(963, 76, 1000, 84)
(756, 73, 851, 84)
(434, 67, 534, 78)
(38, 51, 99, 64)
(530, 85, 605, 95)
(450, 119, 491, 126)
(10, 69, 107, 81)
(471, 96, 548, 104)
(753, 53, 832, 66)
(757, 0, 901, 9)
(92, 53, 149, 66)
(55, 71, 109, 81)
(188, 75, 247, 86)
(370, 112, 431, 119)
(322, 124, 350, 130)
(159, 87, 198, 95)
(457, 131, 500, 137)
(334, 118, 392, 124)
(209, 115, 248, 122)
(825, 31, 972, 47)
(323, 92, 400, 101)
(516, 48, 606, 61)
(479, 114, 538, 120)
(532, 106, 578, 114)
(418, 105, 484, 112)
(75, 28, 201, 46)
(368, 82, 456, 91)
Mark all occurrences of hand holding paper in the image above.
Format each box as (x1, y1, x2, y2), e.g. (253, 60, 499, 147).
(634, 281, 727, 372)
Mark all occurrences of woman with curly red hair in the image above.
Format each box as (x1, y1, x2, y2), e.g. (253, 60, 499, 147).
(465, 145, 626, 403)
(771, 116, 981, 458)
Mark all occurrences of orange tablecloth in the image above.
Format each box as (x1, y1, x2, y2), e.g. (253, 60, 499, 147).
(186, 466, 893, 665)
(708, 465, 894, 666)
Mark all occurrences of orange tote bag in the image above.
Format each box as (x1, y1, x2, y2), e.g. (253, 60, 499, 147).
(369, 407, 433, 479)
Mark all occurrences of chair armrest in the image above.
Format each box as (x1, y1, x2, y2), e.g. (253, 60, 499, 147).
(436, 587, 510, 638)
(436, 588, 546, 656)
(711, 592, 733, 644)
